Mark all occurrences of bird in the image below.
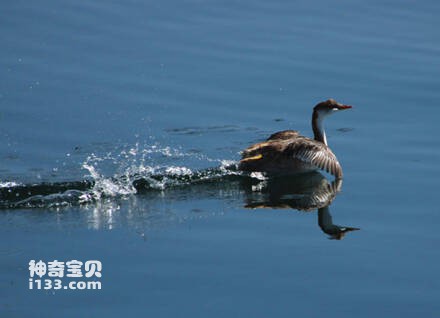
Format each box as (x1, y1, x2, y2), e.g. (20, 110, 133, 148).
(238, 99, 352, 179)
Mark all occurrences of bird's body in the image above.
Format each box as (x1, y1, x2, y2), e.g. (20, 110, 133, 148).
(239, 130, 342, 176)
(239, 99, 352, 179)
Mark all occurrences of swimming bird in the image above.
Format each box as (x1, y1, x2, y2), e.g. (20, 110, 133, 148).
(239, 99, 352, 178)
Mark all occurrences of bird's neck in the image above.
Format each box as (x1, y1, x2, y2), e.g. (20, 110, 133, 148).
(312, 110, 327, 145)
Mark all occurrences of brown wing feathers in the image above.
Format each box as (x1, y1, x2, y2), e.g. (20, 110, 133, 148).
(285, 140, 342, 178)
(240, 133, 343, 178)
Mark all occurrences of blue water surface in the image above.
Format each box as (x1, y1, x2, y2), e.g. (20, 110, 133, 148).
(1, 0, 439, 317)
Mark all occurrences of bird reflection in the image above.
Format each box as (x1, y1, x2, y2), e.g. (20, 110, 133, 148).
(318, 206, 359, 240)
(241, 172, 359, 240)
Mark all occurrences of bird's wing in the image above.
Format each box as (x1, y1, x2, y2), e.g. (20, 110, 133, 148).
(266, 130, 300, 141)
(241, 130, 301, 159)
(285, 138, 343, 178)
(241, 141, 276, 159)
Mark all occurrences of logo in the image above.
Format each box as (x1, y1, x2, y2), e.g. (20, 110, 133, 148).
(28, 260, 102, 290)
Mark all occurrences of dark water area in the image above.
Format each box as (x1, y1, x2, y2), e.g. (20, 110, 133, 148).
(1, 0, 439, 317)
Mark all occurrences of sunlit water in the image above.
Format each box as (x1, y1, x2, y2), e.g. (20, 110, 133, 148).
(1, 0, 439, 317)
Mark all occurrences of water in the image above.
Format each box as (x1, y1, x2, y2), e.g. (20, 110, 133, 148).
(1, 0, 439, 316)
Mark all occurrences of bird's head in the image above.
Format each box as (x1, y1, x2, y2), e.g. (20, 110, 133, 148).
(313, 99, 352, 118)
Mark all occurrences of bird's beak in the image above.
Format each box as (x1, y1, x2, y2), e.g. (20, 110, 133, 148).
(338, 104, 352, 110)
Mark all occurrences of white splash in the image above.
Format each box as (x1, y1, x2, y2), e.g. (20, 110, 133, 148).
(82, 163, 137, 199)
(0, 181, 20, 188)
(250, 172, 267, 181)
(165, 166, 192, 175)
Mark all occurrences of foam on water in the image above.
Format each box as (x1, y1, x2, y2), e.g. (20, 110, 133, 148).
(0, 143, 243, 209)
(0, 181, 21, 188)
